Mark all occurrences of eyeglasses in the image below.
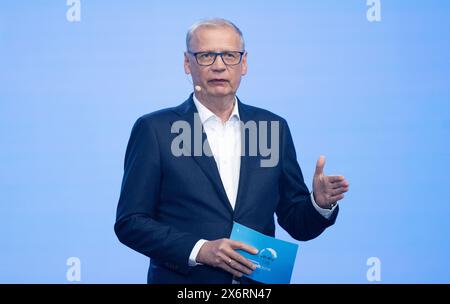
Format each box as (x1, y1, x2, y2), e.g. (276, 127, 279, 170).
(188, 50, 245, 66)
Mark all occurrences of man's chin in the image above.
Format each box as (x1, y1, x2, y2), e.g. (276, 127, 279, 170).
(207, 88, 234, 98)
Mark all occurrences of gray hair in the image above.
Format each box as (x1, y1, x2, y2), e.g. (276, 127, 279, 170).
(186, 18, 245, 52)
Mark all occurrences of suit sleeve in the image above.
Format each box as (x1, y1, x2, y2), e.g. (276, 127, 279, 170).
(275, 119, 338, 241)
(114, 117, 199, 275)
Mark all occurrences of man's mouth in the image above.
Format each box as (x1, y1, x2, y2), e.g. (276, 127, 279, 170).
(208, 79, 229, 85)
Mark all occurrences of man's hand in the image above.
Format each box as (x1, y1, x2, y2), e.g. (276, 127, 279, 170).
(313, 156, 349, 209)
(196, 238, 258, 278)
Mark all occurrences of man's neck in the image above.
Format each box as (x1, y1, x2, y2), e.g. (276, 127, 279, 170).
(194, 92, 236, 123)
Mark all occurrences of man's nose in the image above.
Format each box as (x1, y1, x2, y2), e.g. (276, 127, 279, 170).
(211, 54, 226, 71)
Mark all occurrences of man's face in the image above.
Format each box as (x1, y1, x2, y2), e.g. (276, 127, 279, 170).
(184, 26, 247, 98)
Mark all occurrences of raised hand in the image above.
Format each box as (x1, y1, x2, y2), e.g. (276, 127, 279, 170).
(312, 156, 349, 209)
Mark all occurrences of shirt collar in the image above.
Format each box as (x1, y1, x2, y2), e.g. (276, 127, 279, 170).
(193, 93, 240, 124)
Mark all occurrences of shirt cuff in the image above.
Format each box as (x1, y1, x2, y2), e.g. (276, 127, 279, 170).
(311, 192, 338, 220)
(188, 239, 208, 267)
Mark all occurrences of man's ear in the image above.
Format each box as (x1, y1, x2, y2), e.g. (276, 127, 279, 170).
(241, 52, 248, 76)
(184, 52, 191, 75)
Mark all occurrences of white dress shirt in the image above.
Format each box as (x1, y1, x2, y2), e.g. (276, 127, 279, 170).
(188, 94, 337, 266)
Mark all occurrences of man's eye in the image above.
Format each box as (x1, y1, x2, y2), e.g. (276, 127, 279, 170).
(199, 53, 213, 59)
(224, 52, 236, 59)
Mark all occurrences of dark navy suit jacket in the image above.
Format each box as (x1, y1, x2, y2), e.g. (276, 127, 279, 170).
(114, 94, 338, 283)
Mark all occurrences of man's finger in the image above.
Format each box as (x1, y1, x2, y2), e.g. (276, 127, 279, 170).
(217, 253, 244, 277)
(229, 240, 258, 255)
(329, 194, 345, 202)
(226, 255, 254, 275)
(227, 250, 256, 272)
(221, 262, 244, 277)
(330, 187, 348, 196)
(328, 175, 345, 183)
(331, 181, 349, 189)
(314, 155, 326, 176)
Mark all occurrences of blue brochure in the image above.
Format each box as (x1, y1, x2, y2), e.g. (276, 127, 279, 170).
(230, 222, 299, 284)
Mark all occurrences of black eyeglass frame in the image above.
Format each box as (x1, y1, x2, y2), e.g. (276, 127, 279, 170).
(187, 50, 245, 66)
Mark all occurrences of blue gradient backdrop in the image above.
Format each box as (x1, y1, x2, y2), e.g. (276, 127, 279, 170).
(1, 1, 449, 283)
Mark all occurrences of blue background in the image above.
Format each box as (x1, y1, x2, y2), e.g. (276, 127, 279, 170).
(1, 0, 449, 283)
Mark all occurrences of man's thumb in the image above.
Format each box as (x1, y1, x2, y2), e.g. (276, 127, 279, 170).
(315, 155, 326, 176)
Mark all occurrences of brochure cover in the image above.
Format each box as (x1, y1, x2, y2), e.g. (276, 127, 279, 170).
(230, 222, 299, 284)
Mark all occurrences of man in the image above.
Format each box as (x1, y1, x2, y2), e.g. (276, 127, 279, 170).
(115, 18, 349, 284)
